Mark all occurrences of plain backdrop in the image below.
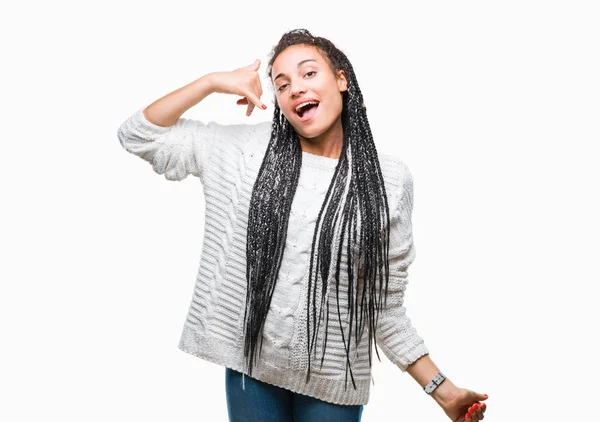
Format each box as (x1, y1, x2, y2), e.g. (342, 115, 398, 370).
(1, 1, 598, 421)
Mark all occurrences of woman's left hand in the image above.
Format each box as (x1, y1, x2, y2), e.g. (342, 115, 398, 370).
(440, 388, 488, 421)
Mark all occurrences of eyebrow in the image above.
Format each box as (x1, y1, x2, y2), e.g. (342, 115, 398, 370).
(274, 59, 318, 82)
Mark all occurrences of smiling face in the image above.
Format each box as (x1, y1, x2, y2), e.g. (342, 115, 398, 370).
(271, 44, 348, 147)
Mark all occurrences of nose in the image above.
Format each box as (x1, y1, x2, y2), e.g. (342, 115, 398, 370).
(290, 82, 306, 98)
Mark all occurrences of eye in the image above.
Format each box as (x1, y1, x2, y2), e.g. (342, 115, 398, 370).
(277, 71, 317, 92)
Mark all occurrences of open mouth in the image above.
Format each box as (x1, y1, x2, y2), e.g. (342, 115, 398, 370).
(295, 101, 320, 122)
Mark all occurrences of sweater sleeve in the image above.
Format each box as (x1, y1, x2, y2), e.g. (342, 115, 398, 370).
(117, 107, 220, 183)
(374, 162, 430, 372)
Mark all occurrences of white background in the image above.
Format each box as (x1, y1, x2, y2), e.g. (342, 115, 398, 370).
(2, 0, 598, 421)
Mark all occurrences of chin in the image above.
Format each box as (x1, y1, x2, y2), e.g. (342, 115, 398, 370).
(284, 114, 327, 140)
(296, 127, 323, 140)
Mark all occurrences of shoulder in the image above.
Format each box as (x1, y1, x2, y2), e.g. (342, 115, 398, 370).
(197, 119, 272, 179)
(377, 151, 414, 194)
(210, 119, 272, 152)
(377, 152, 416, 219)
(250, 120, 273, 149)
(201, 118, 271, 141)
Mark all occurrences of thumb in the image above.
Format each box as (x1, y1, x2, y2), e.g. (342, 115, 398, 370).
(246, 58, 260, 70)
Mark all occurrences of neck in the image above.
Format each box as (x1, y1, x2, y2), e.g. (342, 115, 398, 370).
(298, 115, 343, 159)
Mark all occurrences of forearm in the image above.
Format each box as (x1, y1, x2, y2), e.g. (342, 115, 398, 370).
(406, 354, 459, 408)
(143, 73, 217, 127)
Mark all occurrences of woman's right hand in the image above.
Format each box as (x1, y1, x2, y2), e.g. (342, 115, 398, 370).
(208, 59, 268, 116)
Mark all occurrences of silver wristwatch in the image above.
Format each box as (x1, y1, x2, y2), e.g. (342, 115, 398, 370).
(424, 372, 446, 394)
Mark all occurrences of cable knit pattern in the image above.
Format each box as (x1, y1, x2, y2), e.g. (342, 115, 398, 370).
(117, 107, 429, 405)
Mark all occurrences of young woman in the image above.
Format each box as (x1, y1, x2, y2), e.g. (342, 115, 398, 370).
(118, 29, 489, 422)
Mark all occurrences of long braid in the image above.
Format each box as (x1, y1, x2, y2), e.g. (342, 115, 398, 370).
(242, 99, 302, 373)
(242, 29, 391, 391)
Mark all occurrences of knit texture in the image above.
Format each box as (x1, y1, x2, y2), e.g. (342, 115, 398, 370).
(117, 107, 429, 405)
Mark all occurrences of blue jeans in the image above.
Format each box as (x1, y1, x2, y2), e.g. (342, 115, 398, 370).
(225, 367, 364, 422)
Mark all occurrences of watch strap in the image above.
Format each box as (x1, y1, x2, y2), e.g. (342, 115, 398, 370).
(424, 372, 446, 394)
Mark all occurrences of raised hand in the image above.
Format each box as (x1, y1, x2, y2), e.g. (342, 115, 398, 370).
(208, 59, 268, 116)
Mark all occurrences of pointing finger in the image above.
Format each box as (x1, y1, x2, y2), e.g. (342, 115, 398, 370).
(244, 91, 267, 116)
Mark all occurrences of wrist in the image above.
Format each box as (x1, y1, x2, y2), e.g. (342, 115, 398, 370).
(430, 378, 459, 408)
(199, 72, 219, 95)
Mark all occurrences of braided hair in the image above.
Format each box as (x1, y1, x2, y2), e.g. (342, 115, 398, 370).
(242, 29, 391, 390)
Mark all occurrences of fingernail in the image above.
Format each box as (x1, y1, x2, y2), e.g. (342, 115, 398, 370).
(246, 112, 251, 116)
(261, 105, 267, 110)
(468, 407, 473, 413)
(482, 403, 486, 408)
(484, 394, 488, 397)
(474, 404, 479, 410)
(466, 414, 471, 419)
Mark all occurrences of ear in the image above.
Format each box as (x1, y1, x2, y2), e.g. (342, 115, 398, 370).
(336, 69, 348, 93)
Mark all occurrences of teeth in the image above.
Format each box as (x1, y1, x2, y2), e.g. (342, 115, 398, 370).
(295, 101, 319, 113)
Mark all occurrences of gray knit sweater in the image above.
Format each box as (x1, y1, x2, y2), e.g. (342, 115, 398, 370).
(117, 107, 429, 405)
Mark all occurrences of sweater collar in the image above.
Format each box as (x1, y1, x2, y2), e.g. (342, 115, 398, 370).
(301, 150, 339, 170)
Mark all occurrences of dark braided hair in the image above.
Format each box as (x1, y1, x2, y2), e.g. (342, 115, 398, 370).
(242, 29, 391, 390)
